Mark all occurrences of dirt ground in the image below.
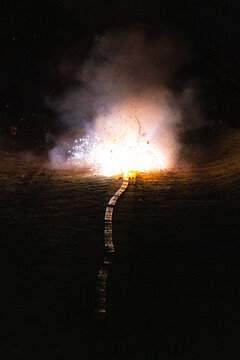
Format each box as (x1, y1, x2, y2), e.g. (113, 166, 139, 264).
(1, 136, 240, 359)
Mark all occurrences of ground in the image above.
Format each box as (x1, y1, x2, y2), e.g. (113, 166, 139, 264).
(1, 135, 240, 360)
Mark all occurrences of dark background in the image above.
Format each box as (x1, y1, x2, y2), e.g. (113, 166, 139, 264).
(1, 2, 240, 360)
(1, 0, 240, 151)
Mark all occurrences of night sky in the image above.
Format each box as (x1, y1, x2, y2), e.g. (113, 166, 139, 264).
(1, 0, 240, 150)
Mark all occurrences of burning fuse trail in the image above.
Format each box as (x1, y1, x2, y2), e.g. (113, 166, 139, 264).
(95, 173, 129, 319)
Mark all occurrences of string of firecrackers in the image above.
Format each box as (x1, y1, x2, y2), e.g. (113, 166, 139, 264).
(95, 173, 129, 319)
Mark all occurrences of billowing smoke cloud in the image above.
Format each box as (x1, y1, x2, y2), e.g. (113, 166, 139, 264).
(48, 28, 203, 173)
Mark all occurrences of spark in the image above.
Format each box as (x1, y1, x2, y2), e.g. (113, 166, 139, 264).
(68, 132, 170, 176)
(55, 95, 178, 176)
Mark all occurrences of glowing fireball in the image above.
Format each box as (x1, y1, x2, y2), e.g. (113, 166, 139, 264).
(67, 94, 180, 176)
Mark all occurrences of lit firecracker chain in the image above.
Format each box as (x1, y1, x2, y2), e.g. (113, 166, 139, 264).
(65, 126, 170, 320)
(66, 130, 171, 318)
(95, 172, 129, 319)
(67, 132, 170, 177)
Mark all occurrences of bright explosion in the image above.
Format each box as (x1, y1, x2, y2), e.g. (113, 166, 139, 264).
(52, 94, 179, 176)
(68, 132, 170, 176)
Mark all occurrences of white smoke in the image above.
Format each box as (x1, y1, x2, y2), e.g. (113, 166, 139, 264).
(48, 28, 203, 173)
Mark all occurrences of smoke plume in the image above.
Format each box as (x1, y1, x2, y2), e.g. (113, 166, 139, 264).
(48, 28, 203, 173)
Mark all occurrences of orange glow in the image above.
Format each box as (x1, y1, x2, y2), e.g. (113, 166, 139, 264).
(90, 135, 170, 176)
(67, 93, 179, 176)
(91, 94, 178, 176)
